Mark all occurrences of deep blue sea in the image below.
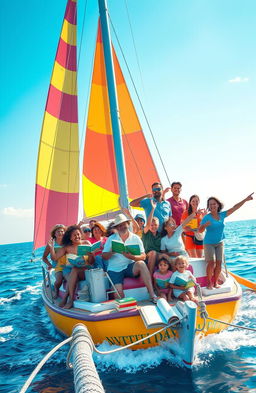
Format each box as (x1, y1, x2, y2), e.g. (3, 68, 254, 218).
(0, 220, 256, 393)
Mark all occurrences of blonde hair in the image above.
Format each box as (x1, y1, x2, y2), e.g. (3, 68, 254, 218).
(174, 255, 189, 268)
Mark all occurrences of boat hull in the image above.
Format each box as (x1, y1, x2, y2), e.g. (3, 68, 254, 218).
(42, 281, 242, 349)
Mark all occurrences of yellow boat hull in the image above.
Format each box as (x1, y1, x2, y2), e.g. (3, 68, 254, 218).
(43, 283, 241, 350)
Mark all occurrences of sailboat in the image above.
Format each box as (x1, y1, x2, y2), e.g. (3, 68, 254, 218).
(34, 0, 242, 368)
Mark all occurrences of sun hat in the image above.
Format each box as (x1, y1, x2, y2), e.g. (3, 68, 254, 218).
(113, 213, 131, 227)
(134, 213, 145, 223)
(82, 226, 91, 233)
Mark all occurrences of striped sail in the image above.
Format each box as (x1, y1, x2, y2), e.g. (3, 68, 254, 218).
(34, 0, 79, 249)
(82, 25, 160, 219)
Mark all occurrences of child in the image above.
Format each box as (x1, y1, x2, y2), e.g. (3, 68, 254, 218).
(134, 213, 145, 238)
(169, 256, 198, 304)
(153, 256, 173, 301)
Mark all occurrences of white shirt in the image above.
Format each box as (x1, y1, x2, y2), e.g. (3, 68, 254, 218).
(160, 225, 185, 253)
(103, 231, 145, 272)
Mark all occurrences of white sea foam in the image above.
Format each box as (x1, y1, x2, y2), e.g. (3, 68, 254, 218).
(94, 340, 184, 373)
(0, 284, 41, 305)
(0, 325, 13, 342)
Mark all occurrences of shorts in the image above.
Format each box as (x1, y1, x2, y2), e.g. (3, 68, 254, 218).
(173, 287, 194, 298)
(204, 241, 224, 262)
(107, 262, 138, 285)
(183, 233, 203, 250)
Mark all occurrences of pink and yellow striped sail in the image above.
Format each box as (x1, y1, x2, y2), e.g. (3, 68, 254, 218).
(82, 25, 160, 219)
(34, 0, 79, 249)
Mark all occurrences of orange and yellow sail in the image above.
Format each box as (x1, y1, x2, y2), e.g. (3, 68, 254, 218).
(82, 25, 159, 219)
(34, 0, 79, 249)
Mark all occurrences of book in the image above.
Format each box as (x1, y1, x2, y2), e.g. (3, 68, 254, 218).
(77, 241, 101, 256)
(115, 297, 136, 305)
(139, 298, 183, 329)
(73, 300, 116, 312)
(115, 305, 137, 312)
(67, 254, 93, 268)
(173, 276, 194, 289)
(111, 240, 141, 255)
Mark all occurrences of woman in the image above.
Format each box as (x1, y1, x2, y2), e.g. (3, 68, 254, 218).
(90, 222, 108, 270)
(48, 225, 94, 308)
(160, 211, 197, 264)
(199, 193, 253, 289)
(181, 195, 207, 258)
(42, 224, 66, 298)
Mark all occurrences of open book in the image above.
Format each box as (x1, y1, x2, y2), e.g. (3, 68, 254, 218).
(139, 298, 183, 329)
(111, 240, 141, 255)
(174, 276, 195, 290)
(77, 241, 101, 256)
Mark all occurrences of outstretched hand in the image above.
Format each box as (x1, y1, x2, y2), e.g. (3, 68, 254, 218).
(48, 237, 54, 248)
(245, 192, 254, 202)
(198, 208, 207, 216)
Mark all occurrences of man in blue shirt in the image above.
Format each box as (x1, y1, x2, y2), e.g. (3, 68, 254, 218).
(130, 182, 172, 231)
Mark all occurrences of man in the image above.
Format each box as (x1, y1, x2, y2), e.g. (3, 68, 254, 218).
(130, 182, 172, 231)
(164, 182, 188, 225)
(102, 213, 157, 301)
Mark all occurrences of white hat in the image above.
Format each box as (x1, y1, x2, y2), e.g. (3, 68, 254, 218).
(113, 213, 130, 227)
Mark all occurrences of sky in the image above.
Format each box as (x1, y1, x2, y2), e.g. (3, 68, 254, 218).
(1, 0, 256, 245)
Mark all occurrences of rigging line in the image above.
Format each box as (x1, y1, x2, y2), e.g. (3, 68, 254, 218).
(109, 15, 171, 186)
(124, 0, 146, 96)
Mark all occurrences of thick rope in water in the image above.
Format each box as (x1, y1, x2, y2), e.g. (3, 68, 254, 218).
(70, 326, 105, 393)
(66, 318, 184, 367)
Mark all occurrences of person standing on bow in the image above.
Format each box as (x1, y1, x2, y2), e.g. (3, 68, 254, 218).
(102, 213, 157, 302)
(199, 193, 254, 289)
(163, 182, 188, 225)
(181, 195, 207, 258)
(130, 182, 172, 231)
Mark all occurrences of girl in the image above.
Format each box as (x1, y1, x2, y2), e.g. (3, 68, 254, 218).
(169, 256, 197, 304)
(181, 195, 207, 258)
(90, 222, 107, 270)
(48, 225, 94, 309)
(153, 256, 173, 301)
(42, 224, 66, 298)
(160, 211, 198, 261)
(199, 193, 253, 289)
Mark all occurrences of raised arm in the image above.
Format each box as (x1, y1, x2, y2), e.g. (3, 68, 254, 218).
(47, 238, 66, 261)
(226, 193, 254, 217)
(130, 194, 151, 207)
(121, 208, 139, 234)
(180, 211, 196, 228)
(144, 199, 156, 234)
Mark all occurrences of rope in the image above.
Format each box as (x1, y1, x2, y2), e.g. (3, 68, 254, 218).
(19, 337, 72, 393)
(66, 318, 184, 368)
(206, 317, 256, 332)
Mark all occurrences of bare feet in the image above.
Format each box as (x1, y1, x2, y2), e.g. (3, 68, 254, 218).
(63, 299, 73, 309)
(59, 297, 68, 307)
(214, 283, 221, 288)
(207, 285, 213, 290)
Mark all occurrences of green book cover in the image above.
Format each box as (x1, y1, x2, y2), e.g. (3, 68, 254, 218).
(174, 276, 188, 287)
(111, 240, 140, 255)
(116, 297, 136, 305)
(111, 240, 125, 254)
(77, 241, 101, 256)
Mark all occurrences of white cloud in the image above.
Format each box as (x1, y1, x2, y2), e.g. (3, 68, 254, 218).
(228, 76, 249, 83)
(2, 207, 33, 218)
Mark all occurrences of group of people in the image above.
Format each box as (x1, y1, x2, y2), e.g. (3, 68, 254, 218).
(43, 180, 253, 308)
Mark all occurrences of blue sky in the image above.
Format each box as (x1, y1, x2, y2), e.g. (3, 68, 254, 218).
(1, 0, 255, 245)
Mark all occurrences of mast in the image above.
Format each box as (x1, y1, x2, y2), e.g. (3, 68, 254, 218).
(98, 0, 129, 209)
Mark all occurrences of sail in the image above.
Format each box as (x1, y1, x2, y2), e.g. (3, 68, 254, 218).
(82, 25, 160, 219)
(34, 0, 79, 249)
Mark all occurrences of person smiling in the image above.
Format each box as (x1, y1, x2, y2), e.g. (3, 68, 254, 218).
(199, 193, 254, 289)
(130, 182, 172, 231)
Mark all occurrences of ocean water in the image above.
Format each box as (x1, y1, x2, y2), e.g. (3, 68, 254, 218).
(0, 220, 256, 393)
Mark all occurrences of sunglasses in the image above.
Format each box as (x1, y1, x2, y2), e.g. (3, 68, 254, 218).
(152, 187, 161, 192)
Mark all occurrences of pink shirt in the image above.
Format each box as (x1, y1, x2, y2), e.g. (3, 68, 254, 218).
(167, 196, 188, 225)
(90, 237, 107, 256)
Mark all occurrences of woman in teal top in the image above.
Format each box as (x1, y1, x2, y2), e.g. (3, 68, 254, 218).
(199, 193, 253, 289)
